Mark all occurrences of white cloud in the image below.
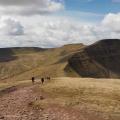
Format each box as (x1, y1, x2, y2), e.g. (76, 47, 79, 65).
(0, 16, 94, 48)
(0, 12, 120, 48)
(0, 0, 64, 15)
(0, 17, 24, 36)
(102, 13, 120, 32)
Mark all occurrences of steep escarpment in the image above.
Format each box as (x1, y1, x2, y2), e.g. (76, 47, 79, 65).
(68, 39, 120, 78)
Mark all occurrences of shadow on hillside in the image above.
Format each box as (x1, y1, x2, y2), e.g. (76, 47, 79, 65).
(68, 39, 120, 78)
(0, 48, 18, 62)
(85, 40, 120, 77)
(0, 56, 17, 62)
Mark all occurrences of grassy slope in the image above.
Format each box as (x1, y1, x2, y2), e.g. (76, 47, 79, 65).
(34, 77, 120, 119)
(0, 43, 120, 120)
(0, 77, 120, 120)
(1, 77, 120, 119)
(0, 44, 84, 81)
(0, 44, 120, 119)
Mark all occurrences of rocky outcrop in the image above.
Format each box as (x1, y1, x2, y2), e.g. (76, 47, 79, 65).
(68, 39, 120, 78)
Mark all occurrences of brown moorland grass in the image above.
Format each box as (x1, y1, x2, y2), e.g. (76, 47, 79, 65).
(1, 44, 84, 81)
(0, 77, 120, 120)
(37, 77, 120, 115)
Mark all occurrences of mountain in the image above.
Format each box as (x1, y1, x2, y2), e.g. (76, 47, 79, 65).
(68, 39, 120, 78)
(0, 44, 84, 80)
(0, 47, 46, 62)
(1, 39, 120, 80)
(0, 41, 120, 120)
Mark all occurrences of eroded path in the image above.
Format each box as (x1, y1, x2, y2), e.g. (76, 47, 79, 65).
(0, 84, 108, 120)
(0, 85, 41, 120)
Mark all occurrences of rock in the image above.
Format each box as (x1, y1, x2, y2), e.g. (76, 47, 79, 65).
(0, 115, 4, 119)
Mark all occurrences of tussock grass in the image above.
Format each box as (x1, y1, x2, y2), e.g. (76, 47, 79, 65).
(40, 77, 120, 113)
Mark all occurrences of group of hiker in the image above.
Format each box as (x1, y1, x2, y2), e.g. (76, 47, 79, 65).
(31, 76, 50, 84)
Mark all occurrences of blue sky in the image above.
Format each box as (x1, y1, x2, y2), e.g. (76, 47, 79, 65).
(65, 0, 120, 14)
(55, 0, 120, 23)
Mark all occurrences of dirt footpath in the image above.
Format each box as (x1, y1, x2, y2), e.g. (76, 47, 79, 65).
(0, 84, 109, 120)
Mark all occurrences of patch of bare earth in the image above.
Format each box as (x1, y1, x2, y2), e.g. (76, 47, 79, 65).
(0, 84, 114, 120)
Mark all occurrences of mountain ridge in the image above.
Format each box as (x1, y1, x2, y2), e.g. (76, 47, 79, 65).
(0, 43, 84, 80)
(1, 39, 120, 80)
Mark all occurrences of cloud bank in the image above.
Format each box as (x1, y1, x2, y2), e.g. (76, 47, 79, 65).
(0, 0, 64, 15)
(0, 0, 119, 48)
(0, 12, 120, 48)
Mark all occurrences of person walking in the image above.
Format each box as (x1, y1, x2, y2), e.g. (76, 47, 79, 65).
(41, 78, 44, 84)
(32, 77, 35, 84)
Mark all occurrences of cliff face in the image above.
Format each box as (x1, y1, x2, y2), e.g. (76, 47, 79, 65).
(68, 39, 120, 78)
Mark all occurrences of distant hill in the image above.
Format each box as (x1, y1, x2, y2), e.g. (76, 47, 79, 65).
(1, 39, 120, 80)
(68, 39, 120, 78)
(0, 47, 46, 56)
(0, 44, 84, 80)
(0, 47, 46, 63)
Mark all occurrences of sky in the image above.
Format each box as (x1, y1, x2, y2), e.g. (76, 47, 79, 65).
(65, 0, 120, 14)
(0, 0, 120, 48)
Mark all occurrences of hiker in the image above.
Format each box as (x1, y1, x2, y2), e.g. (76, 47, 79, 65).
(48, 77, 51, 80)
(41, 78, 44, 84)
(32, 77, 35, 84)
(47, 77, 50, 80)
